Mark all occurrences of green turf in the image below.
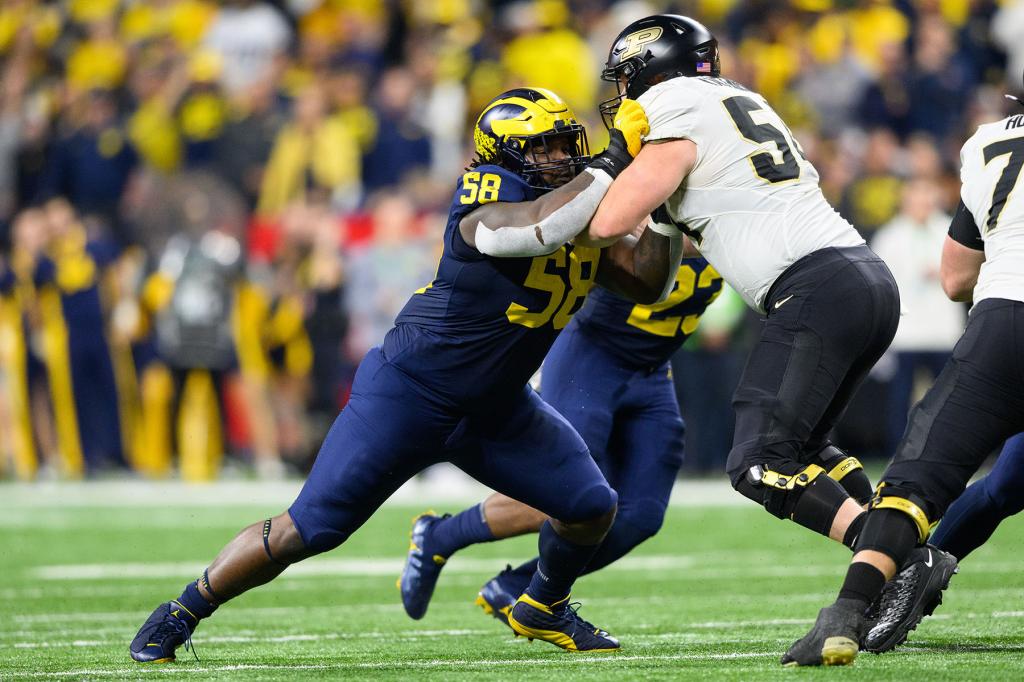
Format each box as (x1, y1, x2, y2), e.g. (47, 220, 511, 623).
(3, 488, 1024, 680)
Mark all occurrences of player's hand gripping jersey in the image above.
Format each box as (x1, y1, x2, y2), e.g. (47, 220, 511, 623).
(386, 165, 600, 409)
(954, 113, 1024, 304)
(638, 76, 864, 312)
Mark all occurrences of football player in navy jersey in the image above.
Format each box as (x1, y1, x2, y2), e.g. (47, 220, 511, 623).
(129, 87, 687, 661)
(398, 237, 724, 627)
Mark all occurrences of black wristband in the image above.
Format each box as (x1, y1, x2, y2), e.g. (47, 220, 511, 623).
(587, 129, 633, 179)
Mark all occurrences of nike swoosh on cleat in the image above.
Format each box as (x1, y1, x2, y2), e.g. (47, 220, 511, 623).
(774, 294, 795, 309)
(924, 549, 933, 568)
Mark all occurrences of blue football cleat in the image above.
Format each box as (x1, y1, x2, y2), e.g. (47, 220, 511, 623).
(475, 565, 531, 627)
(398, 511, 450, 620)
(507, 593, 620, 652)
(129, 601, 199, 663)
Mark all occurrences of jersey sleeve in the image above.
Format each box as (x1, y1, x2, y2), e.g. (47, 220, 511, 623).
(451, 165, 531, 218)
(638, 81, 699, 143)
(948, 199, 984, 251)
(448, 165, 533, 260)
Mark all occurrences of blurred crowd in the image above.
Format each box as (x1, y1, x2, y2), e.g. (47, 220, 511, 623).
(0, 0, 1020, 481)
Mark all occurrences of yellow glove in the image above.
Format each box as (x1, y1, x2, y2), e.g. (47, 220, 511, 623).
(612, 98, 649, 158)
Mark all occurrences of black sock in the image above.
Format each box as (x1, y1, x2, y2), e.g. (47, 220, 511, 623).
(837, 562, 887, 609)
(842, 512, 867, 549)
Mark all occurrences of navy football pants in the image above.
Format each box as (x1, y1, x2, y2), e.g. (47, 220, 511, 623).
(289, 347, 616, 553)
(541, 323, 685, 570)
(929, 432, 1024, 560)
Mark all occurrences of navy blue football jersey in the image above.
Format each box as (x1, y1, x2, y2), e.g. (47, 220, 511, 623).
(571, 257, 723, 368)
(384, 164, 601, 409)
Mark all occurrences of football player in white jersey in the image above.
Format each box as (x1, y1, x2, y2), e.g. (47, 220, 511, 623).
(783, 96, 1024, 666)
(585, 15, 897, 565)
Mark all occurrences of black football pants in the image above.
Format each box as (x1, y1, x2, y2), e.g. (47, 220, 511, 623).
(726, 245, 900, 485)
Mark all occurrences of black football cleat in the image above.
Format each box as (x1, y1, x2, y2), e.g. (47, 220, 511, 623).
(862, 545, 958, 653)
(129, 601, 199, 663)
(781, 602, 864, 667)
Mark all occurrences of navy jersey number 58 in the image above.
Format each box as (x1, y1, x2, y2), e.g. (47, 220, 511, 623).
(506, 246, 601, 330)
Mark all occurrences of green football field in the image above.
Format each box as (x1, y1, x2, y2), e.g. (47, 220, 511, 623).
(3, 480, 1023, 680)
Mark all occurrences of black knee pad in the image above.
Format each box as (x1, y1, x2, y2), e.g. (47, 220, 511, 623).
(814, 444, 873, 505)
(790, 475, 850, 536)
(865, 485, 933, 544)
(745, 462, 824, 519)
(742, 463, 852, 538)
(853, 508, 920, 567)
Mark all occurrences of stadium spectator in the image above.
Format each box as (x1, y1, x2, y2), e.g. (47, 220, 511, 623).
(904, 14, 971, 140)
(258, 83, 361, 215)
(38, 89, 138, 227)
(344, 193, 438, 358)
(871, 177, 965, 455)
(202, 0, 291, 96)
(840, 127, 904, 237)
(360, 67, 432, 194)
(858, 40, 912, 136)
(992, 0, 1024, 91)
(211, 75, 287, 208)
(0, 0, 1016, 480)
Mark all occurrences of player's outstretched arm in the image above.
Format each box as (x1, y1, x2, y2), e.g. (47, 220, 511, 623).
(459, 165, 622, 257)
(586, 138, 696, 243)
(459, 100, 649, 258)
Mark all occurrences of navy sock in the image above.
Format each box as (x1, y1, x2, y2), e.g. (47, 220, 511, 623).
(175, 580, 218, 624)
(515, 516, 654, 582)
(526, 521, 600, 607)
(512, 557, 540, 580)
(429, 504, 496, 558)
(580, 516, 652, 575)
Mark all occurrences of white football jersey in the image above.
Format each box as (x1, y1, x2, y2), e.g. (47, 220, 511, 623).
(958, 113, 1024, 305)
(638, 77, 864, 312)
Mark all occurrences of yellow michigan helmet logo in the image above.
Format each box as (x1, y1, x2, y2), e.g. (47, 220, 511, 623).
(471, 87, 590, 190)
(473, 87, 581, 162)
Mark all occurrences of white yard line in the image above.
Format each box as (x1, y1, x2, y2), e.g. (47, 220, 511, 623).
(26, 554, 1024, 583)
(0, 474, 744, 510)
(13, 590, 1024, 627)
(15, 651, 779, 677)
(6, 609, 1024, 644)
(28, 555, 696, 581)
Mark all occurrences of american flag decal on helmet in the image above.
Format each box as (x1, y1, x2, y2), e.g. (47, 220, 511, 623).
(696, 62, 712, 73)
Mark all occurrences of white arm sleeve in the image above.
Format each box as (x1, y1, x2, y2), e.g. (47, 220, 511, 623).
(645, 220, 685, 302)
(474, 168, 613, 257)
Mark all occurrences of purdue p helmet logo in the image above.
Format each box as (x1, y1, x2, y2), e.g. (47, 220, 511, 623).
(618, 27, 663, 60)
